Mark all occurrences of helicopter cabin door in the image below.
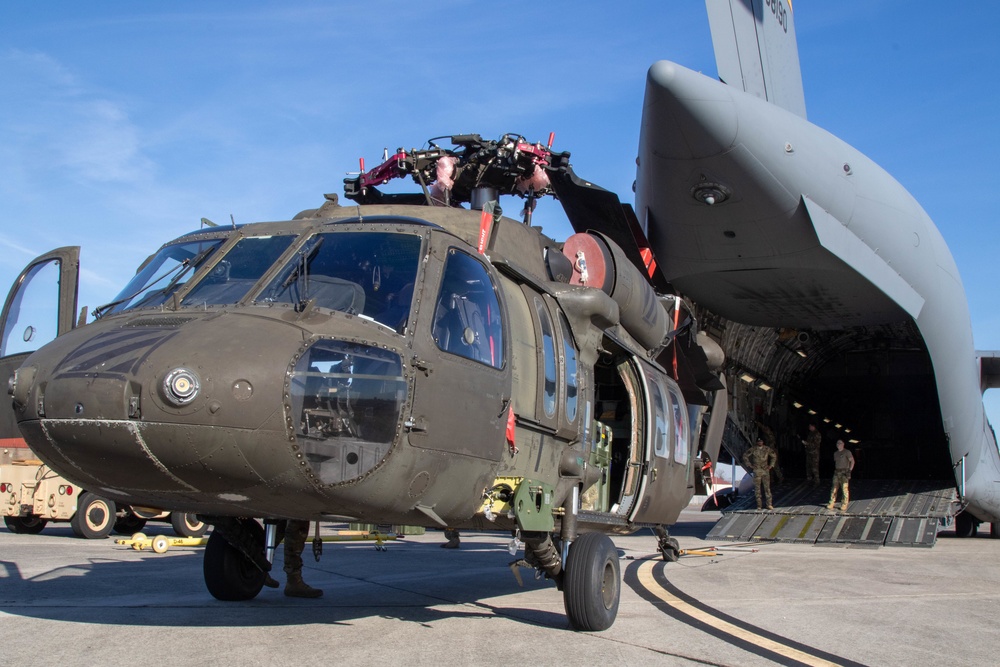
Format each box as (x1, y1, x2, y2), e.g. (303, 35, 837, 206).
(407, 243, 510, 462)
(0, 247, 80, 452)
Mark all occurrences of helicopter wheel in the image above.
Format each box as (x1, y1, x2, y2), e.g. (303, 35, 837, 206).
(203, 524, 266, 601)
(562, 532, 620, 632)
(659, 536, 680, 562)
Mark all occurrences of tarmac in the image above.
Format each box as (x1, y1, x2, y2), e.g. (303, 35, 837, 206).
(1, 506, 997, 667)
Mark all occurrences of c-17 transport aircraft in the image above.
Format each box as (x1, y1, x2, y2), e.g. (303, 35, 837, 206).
(1, 0, 997, 631)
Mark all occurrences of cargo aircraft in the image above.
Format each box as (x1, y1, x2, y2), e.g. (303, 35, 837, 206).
(2, 1, 997, 632)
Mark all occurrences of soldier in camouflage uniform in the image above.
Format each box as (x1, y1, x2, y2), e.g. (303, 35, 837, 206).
(826, 439, 855, 511)
(282, 519, 323, 598)
(802, 423, 822, 485)
(742, 437, 778, 510)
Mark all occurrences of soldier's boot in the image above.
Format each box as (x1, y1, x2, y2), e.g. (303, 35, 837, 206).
(826, 499, 836, 510)
(285, 572, 323, 598)
(840, 490, 849, 512)
(263, 573, 279, 589)
(440, 529, 461, 549)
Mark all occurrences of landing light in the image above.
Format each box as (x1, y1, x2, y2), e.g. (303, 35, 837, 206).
(758, 382, 772, 392)
(163, 368, 201, 406)
(739, 373, 756, 383)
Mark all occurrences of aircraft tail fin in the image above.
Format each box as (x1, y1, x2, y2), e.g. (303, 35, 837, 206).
(705, 0, 807, 118)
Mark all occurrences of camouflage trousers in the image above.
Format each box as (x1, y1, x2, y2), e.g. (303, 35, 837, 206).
(828, 471, 850, 507)
(752, 471, 772, 508)
(283, 519, 310, 575)
(805, 451, 820, 484)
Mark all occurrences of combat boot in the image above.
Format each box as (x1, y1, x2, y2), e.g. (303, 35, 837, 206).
(441, 528, 461, 549)
(840, 503, 849, 512)
(285, 572, 323, 598)
(826, 502, 835, 510)
(263, 573, 279, 589)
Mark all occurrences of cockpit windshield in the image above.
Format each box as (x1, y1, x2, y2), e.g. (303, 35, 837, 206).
(257, 231, 423, 333)
(182, 235, 295, 306)
(95, 238, 224, 318)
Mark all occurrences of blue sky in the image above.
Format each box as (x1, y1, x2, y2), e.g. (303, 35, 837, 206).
(2, 2, 999, 421)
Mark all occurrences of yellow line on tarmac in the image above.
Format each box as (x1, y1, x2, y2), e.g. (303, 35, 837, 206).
(636, 561, 841, 667)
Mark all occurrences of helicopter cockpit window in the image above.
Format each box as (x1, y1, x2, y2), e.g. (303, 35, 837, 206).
(182, 235, 294, 306)
(1, 260, 60, 357)
(258, 231, 422, 333)
(96, 238, 225, 317)
(432, 249, 504, 369)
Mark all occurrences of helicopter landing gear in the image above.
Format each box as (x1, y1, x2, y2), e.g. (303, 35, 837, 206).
(203, 517, 269, 601)
(562, 532, 621, 632)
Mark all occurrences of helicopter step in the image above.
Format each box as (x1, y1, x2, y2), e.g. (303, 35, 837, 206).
(707, 478, 957, 547)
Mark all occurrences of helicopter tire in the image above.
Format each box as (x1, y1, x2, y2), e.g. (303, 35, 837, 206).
(171, 512, 207, 537)
(562, 532, 620, 632)
(660, 536, 680, 562)
(203, 528, 266, 601)
(4, 515, 48, 534)
(70, 492, 116, 539)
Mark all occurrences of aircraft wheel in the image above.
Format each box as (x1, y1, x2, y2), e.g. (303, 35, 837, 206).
(70, 492, 116, 539)
(955, 511, 977, 538)
(562, 532, 620, 632)
(171, 512, 207, 537)
(4, 515, 48, 534)
(114, 512, 147, 535)
(203, 527, 265, 601)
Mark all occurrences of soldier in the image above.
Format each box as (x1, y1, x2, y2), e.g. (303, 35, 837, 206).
(742, 437, 778, 510)
(802, 423, 822, 485)
(826, 439, 855, 511)
(757, 422, 784, 484)
(282, 519, 324, 598)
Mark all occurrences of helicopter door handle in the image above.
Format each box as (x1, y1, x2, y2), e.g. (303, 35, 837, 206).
(405, 417, 428, 433)
(412, 357, 432, 376)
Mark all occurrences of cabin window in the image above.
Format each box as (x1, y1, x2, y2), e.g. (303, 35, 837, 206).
(0, 259, 61, 357)
(559, 314, 579, 422)
(259, 231, 422, 333)
(534, 298, 557, 417)
(651, 380, 670, 460)
(669, 385, 689, 465)
(183, 235, 294, 306)
(432, 249, 504, 369)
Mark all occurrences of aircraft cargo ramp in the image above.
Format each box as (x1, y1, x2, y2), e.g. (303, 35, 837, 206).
(706, 479, 958, 547)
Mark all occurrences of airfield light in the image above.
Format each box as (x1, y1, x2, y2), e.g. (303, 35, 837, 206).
(807, 409, 817, 415)
(823, 418, 831, 423)
(739, 373, 756, 383)
(835, 423, 842, 429)
(844, 428, 852, 434)
(758, 382, 772, 392)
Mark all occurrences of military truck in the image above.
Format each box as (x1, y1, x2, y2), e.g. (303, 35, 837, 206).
(1, 447, 206, 539)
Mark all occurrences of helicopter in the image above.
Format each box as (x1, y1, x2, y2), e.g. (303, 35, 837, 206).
(1, 131, 728, 632)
